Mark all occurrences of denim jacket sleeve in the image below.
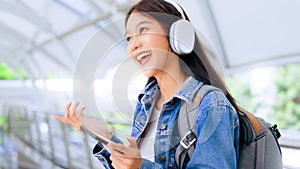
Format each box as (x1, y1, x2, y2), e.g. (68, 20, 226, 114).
(186, 91, 240, 169)
(93, 135, 123, 169)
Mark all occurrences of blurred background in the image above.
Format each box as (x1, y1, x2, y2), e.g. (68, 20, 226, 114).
(0, 0, 300, 168)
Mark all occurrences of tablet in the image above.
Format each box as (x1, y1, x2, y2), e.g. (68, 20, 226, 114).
(80, 125, 113, 145)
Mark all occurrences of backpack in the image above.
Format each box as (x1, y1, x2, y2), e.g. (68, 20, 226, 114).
(175, 84, 283, 169)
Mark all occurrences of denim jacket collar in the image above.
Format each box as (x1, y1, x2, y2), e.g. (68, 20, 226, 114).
(138, 79, 159, 106)
(138, 76, 203, 105)
(174, 76, 203, 104)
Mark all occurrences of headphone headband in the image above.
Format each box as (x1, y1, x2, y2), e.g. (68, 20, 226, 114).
(164, 0, 186, 20)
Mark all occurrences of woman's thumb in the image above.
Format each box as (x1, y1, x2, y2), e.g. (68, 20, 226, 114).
(127, 137, 138, 148)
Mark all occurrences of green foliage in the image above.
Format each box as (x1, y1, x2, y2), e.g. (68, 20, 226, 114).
(0, 63, 16, 80)
(0, 62, 27, 79)
(225, 73, 259, 113)
(46, 74, 57, 79)
(226, 64, 300, 130)
(272, 64, 300, 130)
(0, 115, 8, 132)
(101, 112, 131, 134)
(16, 68, 27, 79)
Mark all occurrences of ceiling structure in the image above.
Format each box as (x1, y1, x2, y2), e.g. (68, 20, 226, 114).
(1, 0, 300, 79)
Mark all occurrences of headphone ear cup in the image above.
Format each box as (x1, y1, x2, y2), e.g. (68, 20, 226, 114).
(169, 19, 195, 55)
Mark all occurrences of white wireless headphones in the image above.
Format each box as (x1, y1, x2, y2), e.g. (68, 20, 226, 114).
(164, 0, 195, 55)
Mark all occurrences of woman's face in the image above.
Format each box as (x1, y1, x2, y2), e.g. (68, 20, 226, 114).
(126, 12, 174, 78)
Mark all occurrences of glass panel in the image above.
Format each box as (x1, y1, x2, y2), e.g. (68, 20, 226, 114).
(226, 64, 300, 168)
(226, 64, 300, 130)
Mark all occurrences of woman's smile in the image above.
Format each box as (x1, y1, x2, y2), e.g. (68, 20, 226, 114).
(132, 50, 152, 65)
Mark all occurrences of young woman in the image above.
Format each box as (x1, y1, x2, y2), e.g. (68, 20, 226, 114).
(55, 0, 240, 168)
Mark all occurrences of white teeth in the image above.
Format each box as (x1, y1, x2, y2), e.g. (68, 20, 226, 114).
(136, 52, 151, 61)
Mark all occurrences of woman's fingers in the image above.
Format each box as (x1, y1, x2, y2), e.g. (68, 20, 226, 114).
(54, 115, 67, 123)
(64, 101, 72, 115)
(127, 137, 138, 149)
(107, 141, 140, 158)
(54, 101, 86, 132)
(76, 106, 86, 128)
(69, 102, 79, 118)
(108, 141, 141, 169)
(111, 159, 123, 169)
(107, 143, 127, 157)
(77, 106, 86, 118)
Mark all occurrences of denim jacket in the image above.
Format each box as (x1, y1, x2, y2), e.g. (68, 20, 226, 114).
(93, 76, 239, 169)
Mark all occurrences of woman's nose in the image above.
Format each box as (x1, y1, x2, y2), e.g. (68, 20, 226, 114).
(130, 36, 142, 52)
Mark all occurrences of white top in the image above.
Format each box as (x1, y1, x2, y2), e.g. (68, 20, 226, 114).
(139, 107, 161, 162)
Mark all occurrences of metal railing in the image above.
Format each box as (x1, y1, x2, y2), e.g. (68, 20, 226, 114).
(1, 104, 131, 169)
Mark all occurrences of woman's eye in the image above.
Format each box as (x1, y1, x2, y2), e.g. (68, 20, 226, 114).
(126, 36, 132, 42)
(139, 27, 148, 34)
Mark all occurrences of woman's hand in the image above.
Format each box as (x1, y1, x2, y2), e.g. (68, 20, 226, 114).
(54, 101, 84, 131)
(54, 101, 111, 138)
(107, 137, 142, 169)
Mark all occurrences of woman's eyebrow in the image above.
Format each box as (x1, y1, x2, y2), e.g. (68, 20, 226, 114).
(125, 20, 151, 37)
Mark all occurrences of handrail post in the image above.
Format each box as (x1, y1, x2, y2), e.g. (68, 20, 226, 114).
(83, 132, 94, 169)
(45, 113, 55, 168)
(61, 122, 72, 168)
(33, 111, 43, 157)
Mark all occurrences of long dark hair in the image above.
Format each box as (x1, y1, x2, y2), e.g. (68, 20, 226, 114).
(125, 0, 239, 111)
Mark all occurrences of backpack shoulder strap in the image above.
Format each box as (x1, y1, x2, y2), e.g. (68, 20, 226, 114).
(239, 107, 264, 134)
(177, 84, 222, 139)
(175, 84, 222, 168)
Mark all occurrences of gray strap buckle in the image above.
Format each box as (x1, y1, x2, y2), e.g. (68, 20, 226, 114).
(180, 130, 197, 149)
